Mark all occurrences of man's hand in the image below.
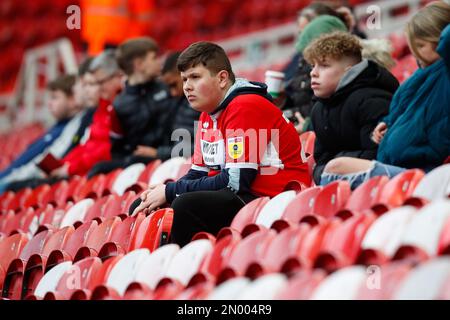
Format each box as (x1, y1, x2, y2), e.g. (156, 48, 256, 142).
(134, 145, 158, 158)
(132, 183, 167, 215)
(372, 122, 388, 144)
(50, 163, 69, 178)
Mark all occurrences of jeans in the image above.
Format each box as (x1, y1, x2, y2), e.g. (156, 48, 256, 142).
(320, 160, 406, 189)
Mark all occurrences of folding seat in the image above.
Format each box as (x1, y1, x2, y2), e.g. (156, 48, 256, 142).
(251, 224, 311, 276)
(97, 249, 150, 298)
(313, 181, 351, 218)
(163, 239, 214, 287)
(1, 209, 27, 236)
(0, 233, 28, 289)
(251, 191, 296, 229)
(412, 164, 450, 201)
(59, 198, 95, 228)
(129, 208, 173, 252)
(101, 194, 126, 220)
(196, 233, 242, 280)
(275, 269, 327, 300)
(344, 176, 389, 213)
(207, 277, 251, 300)
(65, 176, 88, 203)
(73, 216, 122, 262)
(299, 131, 315, 161)
(78, 174, 106, 200)
(237, 273, 287, 300)
(112, 163, 146, 196)
(137, 160, 161, 184)
(23, 184, 51, 209)
(358, 206, 417, 266)
(393, 257, 450, 299)
(175, 280, 215, 300)
(0, 191, 14, 211)
(217, 229, 276, 284)
(149, 157, 187, 185)
(98, 213, 146, 259)
(51, 257, 103, 300)
(393, 200, 450, 262)
(215, 197, 269, 239)
(277, 186, 322, 227)
(31, 261, 73, 299)
(314, 213, 377, 273)
(377, 169, 424, 208)
(310, 266, 368, 300)
(42, 180, 68, 207)
(438, 217, 450, 254)
(355, 261, 412, 299)
(133, 244, 180, 291)
(6, 188, 32, 212)
(72, 254, 124, 300)
(120, 191, 139, 216)
(82, 195, 111, 223)
(103, 168, 123, 195)
(2, 230, 52, 299)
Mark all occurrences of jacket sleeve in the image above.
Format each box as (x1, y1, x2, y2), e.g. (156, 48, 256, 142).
(165, 167, 257, 203)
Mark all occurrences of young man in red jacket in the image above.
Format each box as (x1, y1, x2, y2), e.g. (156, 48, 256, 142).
(132, 42, 310, 246)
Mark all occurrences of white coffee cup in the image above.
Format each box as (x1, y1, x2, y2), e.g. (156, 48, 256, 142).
(265, 70, 285, 98)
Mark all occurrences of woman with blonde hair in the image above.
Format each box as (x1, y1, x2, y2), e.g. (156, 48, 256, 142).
(319, 1, 450, 189)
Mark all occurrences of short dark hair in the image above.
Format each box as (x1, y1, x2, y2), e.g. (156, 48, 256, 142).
(177, 42, 235, 82)
(116, 37, 159, 75)
(47, 74, 76, 96)
(78, 57, 94, 77)
(162, 51, 181, 74)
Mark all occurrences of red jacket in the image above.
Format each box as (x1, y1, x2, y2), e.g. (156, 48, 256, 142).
(63, 99, 121, 175)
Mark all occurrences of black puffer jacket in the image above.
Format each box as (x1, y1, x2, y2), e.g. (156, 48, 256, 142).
(311, 60, 399, 184)
(111, 79, 174, 158)
(156, 96, 201, 160)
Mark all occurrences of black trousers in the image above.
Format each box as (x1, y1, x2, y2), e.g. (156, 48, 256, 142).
(129, 188, 257, 247)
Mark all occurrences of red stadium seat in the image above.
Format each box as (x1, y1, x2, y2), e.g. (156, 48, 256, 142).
(0, 233, 29, 289)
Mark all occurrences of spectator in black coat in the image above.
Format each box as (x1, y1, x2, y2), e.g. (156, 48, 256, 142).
(303, 32, 399, 185)
(133, 52, 200, 160)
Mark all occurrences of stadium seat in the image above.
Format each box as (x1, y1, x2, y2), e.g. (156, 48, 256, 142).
(344, 176, 389, 213)
(253, 190, 296, 228)
(356, 261, 412, 299)
(129, 208, 173, 252)
(0, 233, 28, 290)
(112, 163, 146, 196)
(217, 229, 276, 283)
(59, 198, 95, 228)
(78, 174, 106, 200)
(103, 249, 150, 297)
(311, 266, 368, 300)
(237, 273, 287, 300)
(278, 186, 322, 225)
(206, 277, 251, 300)
(137, 160, 161, 184)
(53, 257, 103, 299)
(1, 229, 52, 299)
(377, 169, 425, 208)
(313, 181, 351, 218)
(164, 239, 214, 286)
(358, 206, 417, 265)
(412, 164, 450, 201)
(134, 244, 180, 290)
(149, 157, 187, 184)
(393, 200, 450, 261)
(32, 261, 73, 299)
(394, 257, 450, 299)
(73, 216, 121, 262)
(314, 213, 376, 272)
(275, 269, 327, 300)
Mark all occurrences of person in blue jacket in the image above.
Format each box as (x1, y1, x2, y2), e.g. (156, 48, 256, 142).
(319, 1, 450, 189)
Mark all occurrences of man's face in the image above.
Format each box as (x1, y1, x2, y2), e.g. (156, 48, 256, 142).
(48, 90, 71, 120)
(82, 72, 100, 106)
(181, 65, 227, 113)
(139, 51, 161, 80)
(309, 56, 352, 98)
(161, 71, 183, 97)
(93, 68, 122, 101)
